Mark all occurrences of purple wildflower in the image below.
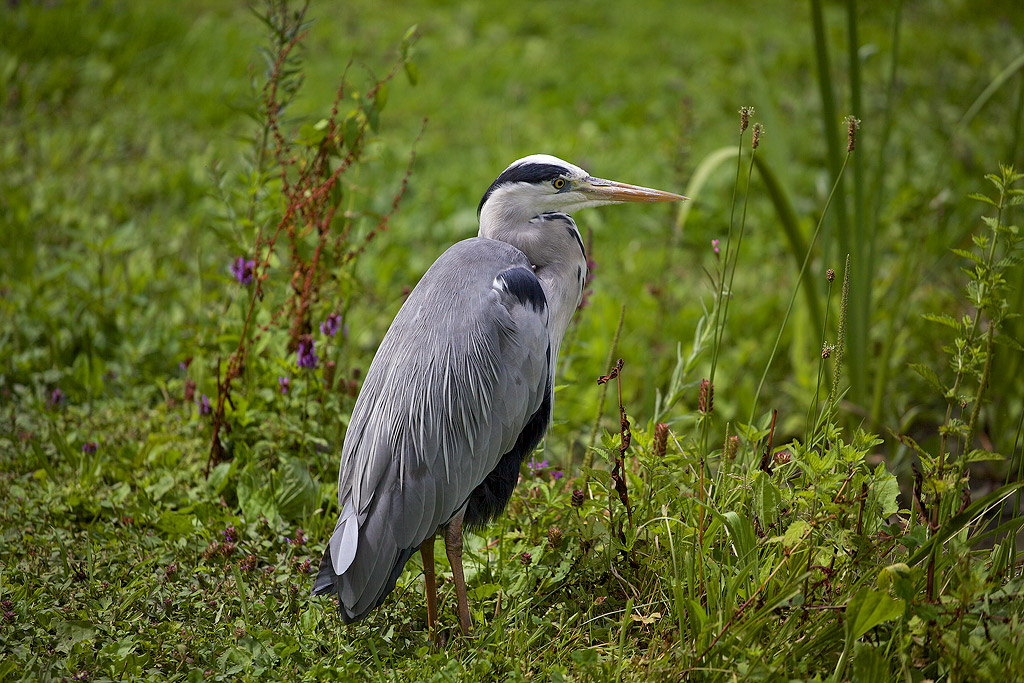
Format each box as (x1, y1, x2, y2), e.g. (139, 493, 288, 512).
(223, 525, 238, 543)
(82, 442, 98, 454)
(320, 313, 343, 337)
(230, 257, 256, 286)
(197, 394, 212, 416)
(551, 470, 564, 481)
(296, 337, 318, 370)
(278, 376, 290, 394)
(527, 457, 549, 475)
(47, 388, 65, 409)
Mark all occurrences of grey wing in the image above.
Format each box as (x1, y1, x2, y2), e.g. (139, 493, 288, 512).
(312, 238, 551, 621)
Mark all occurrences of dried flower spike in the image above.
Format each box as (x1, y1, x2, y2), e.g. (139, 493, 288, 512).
(822, 343, 832, 359)
(845, 115, 861, 153)
(725, 435, 739, 460)
(698, 379, 714, 415)
(653, 422, 669, 459)
(571, 489, 586, 508)
(826, 268, 835, 283)
(739, 106, 754, 134)
(752, 123, 764, 150)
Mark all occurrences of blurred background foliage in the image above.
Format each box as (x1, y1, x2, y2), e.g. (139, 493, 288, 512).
(3, 0, 1022, 467)
(3, 1, 1024, 679)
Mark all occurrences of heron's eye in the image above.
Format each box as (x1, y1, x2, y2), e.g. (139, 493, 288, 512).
(553, 178, 566, 190)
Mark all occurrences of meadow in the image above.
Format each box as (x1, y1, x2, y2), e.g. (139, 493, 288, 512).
(2, 0, 1023, 680)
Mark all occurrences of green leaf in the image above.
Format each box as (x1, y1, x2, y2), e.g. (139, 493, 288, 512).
(275, 456, 318, 521)
(470, 583, 502, 601)
(722, 511, 756, 563)
(752, 471, 782, 526)
(851, 643, 889, 682)
(844, 587, 904, 645)
(950, 247, 982, 263)
(403, 61, 420, 86)
(783, 520, 810, 548)
(908, 363, 946, 394)
(571, 648, 601, 665)
(237, 464, 278, 521)
(156, 509, 194, 537)
(57, 619, 97, 645)
(921, 313, 961, 331)
(963, 448, 1005, 463)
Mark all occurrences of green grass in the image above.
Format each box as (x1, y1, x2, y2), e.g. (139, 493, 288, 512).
(2, 0, 1024, 680)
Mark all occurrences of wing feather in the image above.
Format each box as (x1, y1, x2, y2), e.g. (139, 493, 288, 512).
(313, 238, 551, 621)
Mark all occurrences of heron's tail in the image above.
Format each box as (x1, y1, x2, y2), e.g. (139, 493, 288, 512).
(310, 500, 417, 623)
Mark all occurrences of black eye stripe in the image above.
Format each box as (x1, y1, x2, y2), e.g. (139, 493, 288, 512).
(478, 162, 571, 214)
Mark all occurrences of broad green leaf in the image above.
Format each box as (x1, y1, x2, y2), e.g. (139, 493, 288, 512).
(851, 642, 889, 682)
(275, 456, 318, 520)
(752, 471, 782, 526)
(844, 587, 904, 645)
(156, 510, 194, 537)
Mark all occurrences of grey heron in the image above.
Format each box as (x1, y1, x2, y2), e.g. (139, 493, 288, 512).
(312, 154, 684, 636)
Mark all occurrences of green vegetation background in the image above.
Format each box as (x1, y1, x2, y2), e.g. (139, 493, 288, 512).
(2, 0, 1023, 681)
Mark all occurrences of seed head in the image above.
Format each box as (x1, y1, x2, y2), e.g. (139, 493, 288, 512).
(822, 343, 832, 359)
(826, 268, 835, 283)
(844, 115, 860, 153)
(571, 489, 586, 508)
(520, 552, 532, 566)
(698, 379, 714, 415)
(739, 106, 754, 134)
(184, 377, 196, 403)
(773, 450, 792, 466)
(725, 435, 740, 460)
(752, 123, 764, 150)
(653, 422, 669, 459)
(547, 527, 563, 548)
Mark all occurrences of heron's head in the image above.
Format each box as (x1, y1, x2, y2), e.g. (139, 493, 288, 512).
(477, 154, 685, 226)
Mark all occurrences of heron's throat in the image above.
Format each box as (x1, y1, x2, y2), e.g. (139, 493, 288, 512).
(479, 213, 587, 356)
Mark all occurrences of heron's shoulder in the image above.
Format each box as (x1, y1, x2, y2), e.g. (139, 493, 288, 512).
(435, 237, 531, 269)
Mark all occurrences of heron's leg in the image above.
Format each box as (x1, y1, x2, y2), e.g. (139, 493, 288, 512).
(444, 511, 473, 636)
(420, 535, 438, 641)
